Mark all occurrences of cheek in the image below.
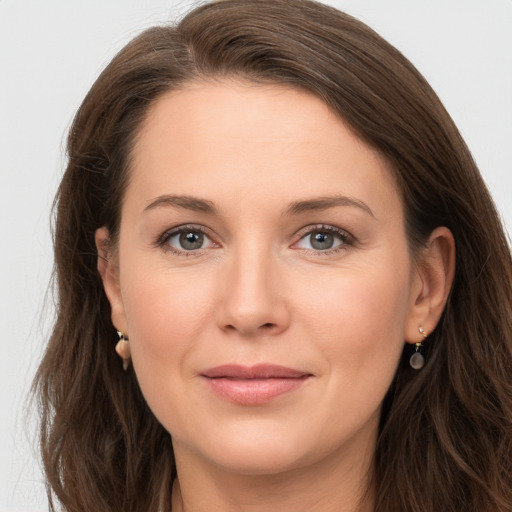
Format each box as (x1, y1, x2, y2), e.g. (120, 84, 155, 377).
(288, 261, 411, 445)
(120, 264, 216, 400)
(122, 253, 217, 333)
(300, 260, 411, 374)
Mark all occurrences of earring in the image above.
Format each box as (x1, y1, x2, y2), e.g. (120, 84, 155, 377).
(115, 331, 131, 371)
(409, 326, 428, 370)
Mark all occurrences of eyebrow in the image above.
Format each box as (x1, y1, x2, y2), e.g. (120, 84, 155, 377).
(143, 194, 217, 214)
(143, 193, 374, 218)
(285, 195, 374, 217)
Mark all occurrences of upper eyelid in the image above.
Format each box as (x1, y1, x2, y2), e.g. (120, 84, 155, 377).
(158, 224, 215, 242)
(294, 223, 353, 240)
(156, 225, 220, 257)
(291, 224, 356, 254)
(155, 222, 354, 249)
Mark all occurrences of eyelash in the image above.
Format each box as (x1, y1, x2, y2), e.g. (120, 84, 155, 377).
(293, 224, 354, 256)
(156, 223, 354, 257)
(156, 224, 217, 256)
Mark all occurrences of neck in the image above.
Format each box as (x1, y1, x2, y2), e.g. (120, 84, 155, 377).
(171, 432, 376, 512)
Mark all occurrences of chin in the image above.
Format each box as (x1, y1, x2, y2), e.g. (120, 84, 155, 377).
(173, 417, 345, 477)
(208, 441, 315, 476)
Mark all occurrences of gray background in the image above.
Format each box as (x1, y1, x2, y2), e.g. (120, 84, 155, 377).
(1, 1, 511, 510)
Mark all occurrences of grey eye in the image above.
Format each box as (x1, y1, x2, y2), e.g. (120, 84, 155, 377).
(309, 232, 334, 250)
(167, 230, 208, 251)
(179, 231, 204, 250)
(295, 227, 348, 252)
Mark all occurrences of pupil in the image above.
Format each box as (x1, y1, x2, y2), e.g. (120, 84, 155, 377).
(180, 231, 204, 250)
(311, 232, 333, 250)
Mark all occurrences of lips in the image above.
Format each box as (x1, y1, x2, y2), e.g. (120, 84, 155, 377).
(200, 364, 312, 405)
(201, 364, 309, 379)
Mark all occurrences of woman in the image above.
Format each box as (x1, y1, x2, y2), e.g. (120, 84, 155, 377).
(34, 0, 512, 511)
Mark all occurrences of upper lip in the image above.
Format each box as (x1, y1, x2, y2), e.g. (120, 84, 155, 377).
(201, 364, 311, 379)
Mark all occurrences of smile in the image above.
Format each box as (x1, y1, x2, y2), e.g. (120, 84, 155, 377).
(200, 364, 312, 405)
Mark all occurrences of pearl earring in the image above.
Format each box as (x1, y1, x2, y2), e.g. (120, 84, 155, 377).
(115, 331, 131, 371)
(409, 326, 428, 370)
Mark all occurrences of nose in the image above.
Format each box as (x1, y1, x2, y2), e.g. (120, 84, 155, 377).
(215, 245, 291, 337)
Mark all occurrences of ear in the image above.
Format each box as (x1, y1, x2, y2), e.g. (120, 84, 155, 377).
(405, 226, 455, 343)
(95, 227, 128, 333)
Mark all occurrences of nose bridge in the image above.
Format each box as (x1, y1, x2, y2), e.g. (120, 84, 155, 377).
(218, 237, 288, 335)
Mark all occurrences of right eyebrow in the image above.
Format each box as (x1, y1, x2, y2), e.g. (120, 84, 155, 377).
(143, 194, 218, 214)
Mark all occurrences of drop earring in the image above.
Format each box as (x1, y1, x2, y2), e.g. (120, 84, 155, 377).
(115, 331, 131, 371)
(409, 326, 428, 370)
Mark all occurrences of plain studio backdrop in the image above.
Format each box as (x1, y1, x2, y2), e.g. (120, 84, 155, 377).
(1, 1, 511, 510)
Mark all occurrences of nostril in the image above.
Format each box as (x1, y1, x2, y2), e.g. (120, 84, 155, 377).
(222, 322, 278, 335)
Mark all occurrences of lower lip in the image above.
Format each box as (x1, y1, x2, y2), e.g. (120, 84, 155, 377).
(203, 376, 309, 405)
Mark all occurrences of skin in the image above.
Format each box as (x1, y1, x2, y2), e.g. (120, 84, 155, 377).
(97, 82, 455, 512)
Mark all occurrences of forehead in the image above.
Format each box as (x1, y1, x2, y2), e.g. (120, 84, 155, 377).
(128, 81, 401, 219)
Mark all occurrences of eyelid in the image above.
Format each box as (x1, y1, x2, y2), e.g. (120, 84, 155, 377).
(291, 224, 355, 253)
(156, 224, 220, 255)
(154, 222, 354, 256)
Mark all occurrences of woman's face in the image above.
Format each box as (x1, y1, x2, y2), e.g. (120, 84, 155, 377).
(101, 82, 425, 475)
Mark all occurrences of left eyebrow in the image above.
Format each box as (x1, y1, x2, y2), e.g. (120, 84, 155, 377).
(285, 195, 375, 218)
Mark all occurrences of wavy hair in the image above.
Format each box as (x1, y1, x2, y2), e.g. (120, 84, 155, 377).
(33, 1, 512, 510)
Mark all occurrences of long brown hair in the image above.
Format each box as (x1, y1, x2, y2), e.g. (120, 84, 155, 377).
(33, 1, 512, 510)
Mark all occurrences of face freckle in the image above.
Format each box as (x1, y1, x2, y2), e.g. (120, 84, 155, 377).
(108, 81, 420, 477)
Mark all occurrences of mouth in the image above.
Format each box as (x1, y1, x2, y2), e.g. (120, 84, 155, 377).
(200, 364, 312, 405)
